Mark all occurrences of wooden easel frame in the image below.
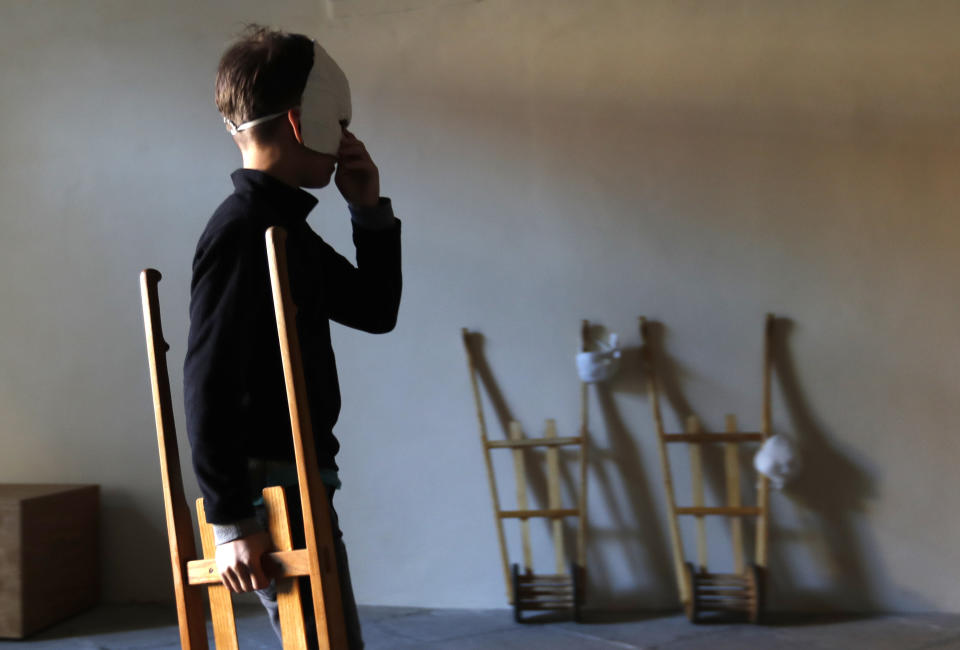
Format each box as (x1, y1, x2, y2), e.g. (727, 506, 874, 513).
(639, 314, 773, 623)
(462, 321, 592, 621)
(139, 225, 348, 648)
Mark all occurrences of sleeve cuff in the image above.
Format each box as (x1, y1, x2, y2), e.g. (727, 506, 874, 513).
(212, 517, 263, 545)
(349, 197, 396, 231)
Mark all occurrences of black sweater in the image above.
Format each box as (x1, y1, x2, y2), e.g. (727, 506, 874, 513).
(183, 169, 402, 524)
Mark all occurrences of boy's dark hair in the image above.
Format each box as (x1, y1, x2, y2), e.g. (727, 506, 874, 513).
(215, 25, 315, 142)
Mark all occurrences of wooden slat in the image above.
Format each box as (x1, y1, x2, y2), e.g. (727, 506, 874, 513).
(663, 433, 765, 443)
(187, 550, 311, 586)
(499, 509, 580, 519)
(686, 416, 708, 572)
(267, 228, 346, 650)
(725, 415, 745, 574)
(509, 422, 533, 573)
(516, 574, 573, 583)
(196, 498, 238, 649)
(262, 487, 308, 650)
(139, 270, 208, 649)
(486, 437, 582, 449)
(461, 329, 512, 601)
(545, 420, 566, 575)
(675, 507, 761, 517)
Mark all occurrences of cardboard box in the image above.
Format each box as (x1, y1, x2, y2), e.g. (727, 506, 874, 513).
(0, 484, 99, 637)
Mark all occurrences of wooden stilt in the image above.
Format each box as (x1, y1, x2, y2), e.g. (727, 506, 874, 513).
(139, 269, 208, 649)
(266, 227, 347, 650)
(142, 265, 340, 647)
(463, 322, 590, 621)
(640, 315, 774, 624)
(576, 321, 590, 571)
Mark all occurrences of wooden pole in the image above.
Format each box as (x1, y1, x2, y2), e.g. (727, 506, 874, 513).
(755, 314, 774, 569)
(639, 317, 689, 604)
(510, 421, 534, 573)
(266, 228, 347, 650)
(461, 329, 513, 600)
(262, 487, 310, 650)
(139, 269, 208, 649)
(576, 321, 590, 569)
(197, 498, 239, 649)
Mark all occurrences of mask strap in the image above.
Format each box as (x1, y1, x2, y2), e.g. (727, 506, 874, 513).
(223, 108, 294, 135)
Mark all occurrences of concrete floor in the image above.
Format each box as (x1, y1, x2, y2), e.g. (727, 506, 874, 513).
(4, 604, 960, 649)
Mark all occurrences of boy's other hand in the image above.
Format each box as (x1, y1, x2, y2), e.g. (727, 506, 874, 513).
(335, 128, 380, 209)
(215, 530, 272, 593)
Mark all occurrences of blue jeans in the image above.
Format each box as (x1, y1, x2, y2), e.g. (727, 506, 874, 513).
(253, 485, 363, 650)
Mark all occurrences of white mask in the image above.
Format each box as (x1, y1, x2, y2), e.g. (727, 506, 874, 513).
(753, 434, 802, 489)
(224, 41, 351, 156)
(298, 42, 351, 155)
(576, 333, 621, 383)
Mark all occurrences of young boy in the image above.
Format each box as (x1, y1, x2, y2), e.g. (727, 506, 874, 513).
(183, 26, 402, 648)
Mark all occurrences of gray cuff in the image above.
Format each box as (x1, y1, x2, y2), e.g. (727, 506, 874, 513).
(349, 197, 396, 231)
(212, 517, 263, 546)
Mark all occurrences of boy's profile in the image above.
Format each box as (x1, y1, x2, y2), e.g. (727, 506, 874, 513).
(183, 25, 402, 648)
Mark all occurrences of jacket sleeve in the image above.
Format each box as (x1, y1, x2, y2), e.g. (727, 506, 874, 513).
(312, 198, 402, 333)
(183, 221, 259, 524)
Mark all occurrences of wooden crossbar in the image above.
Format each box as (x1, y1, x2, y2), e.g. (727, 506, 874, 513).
(675, 507, 762, 517)
(187, 550, 311, 586)
(663, 433, 764, 443)
(486, 437, 583, 449)
(499, 508, 581, 519)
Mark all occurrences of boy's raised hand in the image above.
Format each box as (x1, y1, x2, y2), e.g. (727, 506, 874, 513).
(335, 128, 380, 209)
(216, 530, 272, 593)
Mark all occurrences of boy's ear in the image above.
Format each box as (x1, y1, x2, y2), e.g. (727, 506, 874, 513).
(287, 108, 304, 145)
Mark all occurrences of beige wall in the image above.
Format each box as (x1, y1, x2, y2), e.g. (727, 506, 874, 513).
(0, 0, 957, 611)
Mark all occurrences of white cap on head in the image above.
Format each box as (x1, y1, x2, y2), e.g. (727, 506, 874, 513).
(223, 41, 351, 157)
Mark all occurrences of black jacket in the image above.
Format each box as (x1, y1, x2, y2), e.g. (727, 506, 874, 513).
(183, 169, 402, 523)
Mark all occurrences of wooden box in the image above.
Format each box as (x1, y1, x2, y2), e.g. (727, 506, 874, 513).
(0, 484, 99, 638)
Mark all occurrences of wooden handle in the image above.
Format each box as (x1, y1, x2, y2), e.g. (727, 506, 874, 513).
(188, 550, 312, 586)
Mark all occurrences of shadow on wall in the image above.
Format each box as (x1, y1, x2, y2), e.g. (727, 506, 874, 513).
(589, 345, 676, 608)
(766, 317, 906, 612)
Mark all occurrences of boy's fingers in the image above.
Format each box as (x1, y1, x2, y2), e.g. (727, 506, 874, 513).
(221, 568, 239, 593)
(235, 564, 253, 592)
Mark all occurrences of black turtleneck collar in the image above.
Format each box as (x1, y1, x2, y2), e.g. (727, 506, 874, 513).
(230, 168, 318, 224)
